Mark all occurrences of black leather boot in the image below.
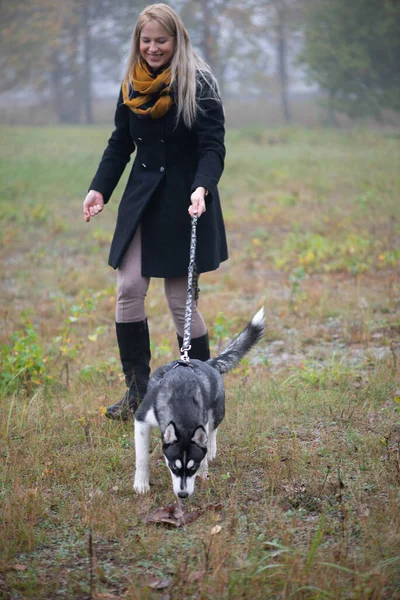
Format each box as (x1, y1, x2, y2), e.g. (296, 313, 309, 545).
(177, 332, 210, 361)
(105, 320, 151, 421)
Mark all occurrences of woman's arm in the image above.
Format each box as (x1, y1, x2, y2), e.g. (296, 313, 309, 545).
(191, 81, 225, 204)
(88, 88, 135, 204)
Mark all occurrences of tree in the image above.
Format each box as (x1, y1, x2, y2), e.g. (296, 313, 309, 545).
(0, 0, 56, 92)
(178, 0, 237, 94)
(0, 0, 142, 124)
(236, 0, 304, 123)
(299, 0, 400, 122)
(176, 0, 273, 99)
(275, 1, 292, 121)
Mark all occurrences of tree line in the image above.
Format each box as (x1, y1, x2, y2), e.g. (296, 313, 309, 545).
(1, 0, 399, 124)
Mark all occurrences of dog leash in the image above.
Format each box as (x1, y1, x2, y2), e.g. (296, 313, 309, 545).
(178, 213, 199, 365)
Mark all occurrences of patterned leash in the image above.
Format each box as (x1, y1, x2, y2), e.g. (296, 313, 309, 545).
(179, 213, 199, 364)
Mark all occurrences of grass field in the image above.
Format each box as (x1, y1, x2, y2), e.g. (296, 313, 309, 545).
(0, 124, 399, 599)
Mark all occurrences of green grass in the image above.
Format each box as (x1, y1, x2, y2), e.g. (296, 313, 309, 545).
(0, 124, 399, 599)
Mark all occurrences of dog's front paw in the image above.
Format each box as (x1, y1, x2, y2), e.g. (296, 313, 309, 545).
(208, 444, 217, 461)
(198, 458, 209, 480)
(208, 429, 218, 461)
(134, 472, 150, 494)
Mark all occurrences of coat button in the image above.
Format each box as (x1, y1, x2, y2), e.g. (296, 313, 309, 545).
(160, 166, 165, 173)
(138, 137, 143, 143)
(159, 139, 164, 144)
(142, 163, 147, 168)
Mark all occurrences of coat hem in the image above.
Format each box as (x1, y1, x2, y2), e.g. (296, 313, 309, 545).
(131, 256, 228, 279)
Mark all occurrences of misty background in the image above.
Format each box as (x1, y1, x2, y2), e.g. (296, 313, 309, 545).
(0, 0, 399, 128)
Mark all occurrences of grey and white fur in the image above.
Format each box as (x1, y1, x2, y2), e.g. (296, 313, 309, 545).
(134, 307, 265, 498)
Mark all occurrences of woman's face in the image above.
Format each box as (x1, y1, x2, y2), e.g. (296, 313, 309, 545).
(139, 21, 175, 71)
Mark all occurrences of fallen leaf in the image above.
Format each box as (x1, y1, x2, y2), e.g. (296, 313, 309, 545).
(145, 503, 199, 528)
(189, 570, 205, 583)
(211, 525, 222, 535)
(205, 501, 224, 512)
(173, 505, 184, 519)
(145, 500, 224, 528)
(147, 579, 170, 590)
(13, 564, 28, 571)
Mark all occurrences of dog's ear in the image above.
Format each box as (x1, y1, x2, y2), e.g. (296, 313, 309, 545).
(192, 426, 208, 448)
(163, 422, 178, 445)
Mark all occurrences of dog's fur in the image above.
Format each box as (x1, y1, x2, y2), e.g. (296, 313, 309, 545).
(133, 308, 265, 497)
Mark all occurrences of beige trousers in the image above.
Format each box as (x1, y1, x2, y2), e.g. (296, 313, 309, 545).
(116, 227, 207, 338)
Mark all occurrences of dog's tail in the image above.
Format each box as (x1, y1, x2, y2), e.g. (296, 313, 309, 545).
(207, 307, 265, 375)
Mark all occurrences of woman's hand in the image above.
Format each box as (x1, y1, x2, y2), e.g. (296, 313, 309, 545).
(83, 190, 104, 222)
(189, 187, 207, 218)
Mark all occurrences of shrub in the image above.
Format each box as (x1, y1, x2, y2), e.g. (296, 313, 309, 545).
(0, 323, 50, 395)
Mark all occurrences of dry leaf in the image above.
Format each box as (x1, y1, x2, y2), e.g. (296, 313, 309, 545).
(206, 501, 224, 512)
(13, 564, 28, 571)
(211, 525, 222, 535)
(146, 578, 170, 589)
(145, 503, 199, 528)
(189, 570, 205, 583)
(145, 501, 224, 528)
(174, 505, 183, 519)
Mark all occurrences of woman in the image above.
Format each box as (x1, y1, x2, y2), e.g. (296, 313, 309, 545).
(83, 3, 228, 420)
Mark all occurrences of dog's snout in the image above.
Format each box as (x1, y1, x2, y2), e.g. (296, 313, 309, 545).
(178, 491, 188, 499)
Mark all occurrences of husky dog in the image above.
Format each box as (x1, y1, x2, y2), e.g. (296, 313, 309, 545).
(133, 308, 265, 498)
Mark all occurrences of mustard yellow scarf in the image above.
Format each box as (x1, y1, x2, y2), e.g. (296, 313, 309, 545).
(122, 61, 174, 119)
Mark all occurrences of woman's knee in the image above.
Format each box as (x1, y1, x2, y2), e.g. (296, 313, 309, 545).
(117, 273, 148, 304)
(116, 276, 148, 322)
(164, 278, 206, 337)
(164, 278, 186, 316)
(116, 260, 149, 322)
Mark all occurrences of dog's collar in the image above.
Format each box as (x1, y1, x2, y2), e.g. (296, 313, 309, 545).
(173, 360, 193, 369)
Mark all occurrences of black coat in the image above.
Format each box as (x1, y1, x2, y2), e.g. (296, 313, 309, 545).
(89, 84, 228, 277)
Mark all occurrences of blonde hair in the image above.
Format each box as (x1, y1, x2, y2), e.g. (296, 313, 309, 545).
(124, 3, 221, 128)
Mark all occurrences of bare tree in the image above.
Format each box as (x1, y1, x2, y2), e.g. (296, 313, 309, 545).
(250, 0, 304, 123)
(177, 0, 270, 97)
(175, 0, 304, 120)
(274, 0, 291, 122)
(0, 0, 143, 124)
(82, 0, 94, 124)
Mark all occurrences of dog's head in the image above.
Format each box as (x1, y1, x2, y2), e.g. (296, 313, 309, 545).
(162, 422, 207, 498)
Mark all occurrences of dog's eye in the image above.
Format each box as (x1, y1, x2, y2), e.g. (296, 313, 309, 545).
(187, 464, 197, 472)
